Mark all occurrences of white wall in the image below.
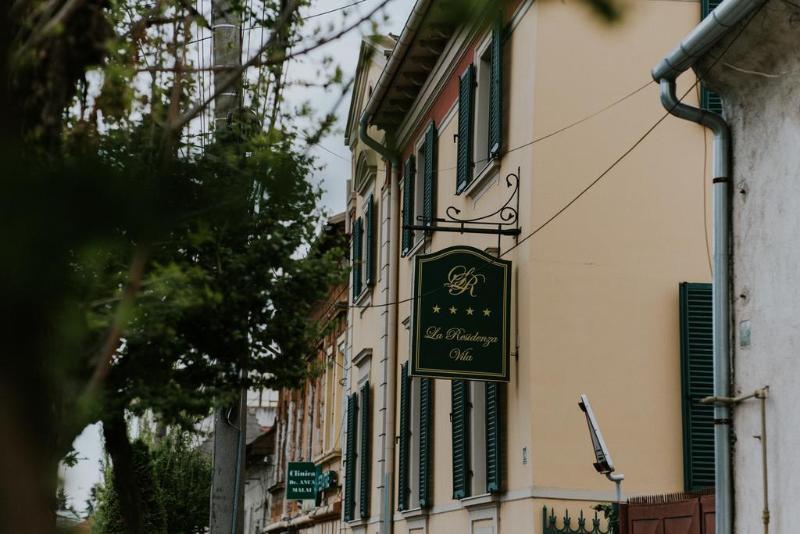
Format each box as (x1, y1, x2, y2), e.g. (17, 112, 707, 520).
(704, 1, 800, 531)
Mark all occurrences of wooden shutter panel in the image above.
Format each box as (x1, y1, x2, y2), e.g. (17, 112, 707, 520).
(451, 380, 470, 499)
(344, 393, 358, 521)
(488, 15, 503, 159)
(419, 378, 433, 508)
(456, 65, 475, 193)
(364, 195, 375, 287)
(485, 382, 502, 493)
(398, 363, 411, 511)
(359, 381, 371, 518)
(700, 0, 723, 114)
(352, 217, 362, 298)
(680, 282, 715, 491)
(402, 156, 415, 255)
(423, 122, 437, 225)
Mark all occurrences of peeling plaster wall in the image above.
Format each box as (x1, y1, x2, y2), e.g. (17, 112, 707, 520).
(702, 2, 800, 531)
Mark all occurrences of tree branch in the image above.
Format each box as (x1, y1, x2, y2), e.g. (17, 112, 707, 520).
(168, 0, 391, 133)
(84, 247, 149, 396)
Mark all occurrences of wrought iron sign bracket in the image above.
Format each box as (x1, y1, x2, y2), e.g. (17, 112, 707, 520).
(403, 167, 522, 254)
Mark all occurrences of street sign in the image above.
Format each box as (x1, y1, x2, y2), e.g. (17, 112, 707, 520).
(411, 246, 512, 381)
(286, 462, 317, 500)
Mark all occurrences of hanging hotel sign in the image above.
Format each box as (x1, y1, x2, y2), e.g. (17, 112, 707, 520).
(285, 462, 317, 500)
(411, 246, 511, 382)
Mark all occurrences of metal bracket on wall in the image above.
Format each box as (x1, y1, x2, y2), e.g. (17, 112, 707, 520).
(702, 387, 771, 534)
(403, 167, 522, 255)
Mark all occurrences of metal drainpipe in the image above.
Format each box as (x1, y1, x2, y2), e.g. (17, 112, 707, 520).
(657, 77, 731, 534)
(652, 2, 767, 528)
(359, 113, 400, 534)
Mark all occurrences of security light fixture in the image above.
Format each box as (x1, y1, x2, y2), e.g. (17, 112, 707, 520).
(579, 394, 624, 502)
(578, 394, 614, 474)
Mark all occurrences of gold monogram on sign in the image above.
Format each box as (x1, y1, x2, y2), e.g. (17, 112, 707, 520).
(444, 265, 485, 297)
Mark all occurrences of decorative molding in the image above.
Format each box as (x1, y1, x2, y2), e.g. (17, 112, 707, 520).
(352, 347, 373, 368)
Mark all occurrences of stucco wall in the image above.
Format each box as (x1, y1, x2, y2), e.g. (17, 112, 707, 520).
(700, 1, 800, 531)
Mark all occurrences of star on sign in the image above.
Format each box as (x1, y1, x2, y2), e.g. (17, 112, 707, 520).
(466, 307, 474, 316)
(432, 305, 441, 313)
(482, 308, 491, 317)
(449, 306, 458, 314)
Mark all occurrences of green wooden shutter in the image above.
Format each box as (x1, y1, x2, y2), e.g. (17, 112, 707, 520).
(451, 380, 470, 499)
(485, 382, 502, 493)
(364, 195, 375, 287)
(680, 282, 715, 491)
(398, 363, 411, 511)
(359, 381, 371, 518)
(700, 0, 723, 114)
(344, 393, 358, 521)
(352, 217, 362, 298)
(456, 65, 475, 193)
(402, 156, 415, 255)
(419, 378, 433, 508)
(423, 122, 437, 225)
(488, 15, 503, 159)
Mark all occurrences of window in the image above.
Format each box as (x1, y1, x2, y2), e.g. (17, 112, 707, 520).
(398, 362, 434, 511)
(456, 16, 504, 193)
(451, 380, 503, 499)
(700, 0, 723, 114)
(344, 354, 372, 522)
(679, 282, 715, 491)
(351, 195, 376, 299)
(402, 122, 438, 256)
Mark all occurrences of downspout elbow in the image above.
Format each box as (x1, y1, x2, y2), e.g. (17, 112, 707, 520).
(657, 78, 729, 179)
(358, 113, 399, 168)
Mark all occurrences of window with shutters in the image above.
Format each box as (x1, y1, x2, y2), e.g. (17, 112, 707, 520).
(700, 0, 723, 114)
(679, 282, 715, 492)
(457, 17, 503, 195)
(344, 355, 372, 522)
(402, 122, 438, 257)
(451, 381, 503, 500)
(352, 195, 377, 301)
(398, 362, 434, 512)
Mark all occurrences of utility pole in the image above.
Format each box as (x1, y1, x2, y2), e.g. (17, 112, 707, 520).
(209, 0, 246, 530)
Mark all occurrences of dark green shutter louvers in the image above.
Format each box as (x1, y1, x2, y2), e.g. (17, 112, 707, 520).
(402, 156, 415, 255)
(451, 380, 470, 499)
(352, 217, 363, 299)
(423, 122, 437, 225)
(680, 282, 715, 491)
(700, 0, 723, 115)
(398, 363, 411, 511)
(419, 378, 433, 508)
(344, 393, 358, 521)
(456, 65, 475, 194)
(485, 382, 502, 493)
(359, 381, 371, 518)
(488, 15, 503, 159)
(364, 195, 375, 287)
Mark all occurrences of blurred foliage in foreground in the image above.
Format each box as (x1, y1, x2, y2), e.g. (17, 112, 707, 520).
(92, 431, 211, 534)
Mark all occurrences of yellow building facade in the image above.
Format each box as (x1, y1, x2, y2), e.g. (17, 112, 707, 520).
(341, 1, 714, 533)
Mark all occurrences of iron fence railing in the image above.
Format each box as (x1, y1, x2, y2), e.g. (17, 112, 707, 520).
(542, 506, 615, 534)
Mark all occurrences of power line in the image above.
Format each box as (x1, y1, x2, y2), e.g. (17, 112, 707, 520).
(187, 0, 369, 45)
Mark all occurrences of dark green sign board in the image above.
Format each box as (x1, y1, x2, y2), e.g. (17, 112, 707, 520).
(411, 246, 511, 382)
(286, 462, 317, 500)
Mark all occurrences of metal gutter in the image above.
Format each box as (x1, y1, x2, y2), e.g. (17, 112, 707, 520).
(354, 4, 433, 534)
(651, 1, 764, 533)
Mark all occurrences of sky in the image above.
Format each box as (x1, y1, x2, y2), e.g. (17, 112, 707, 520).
(62, 0, 415, 514)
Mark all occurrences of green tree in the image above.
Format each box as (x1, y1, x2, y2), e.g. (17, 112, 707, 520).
(93, 440, 167, 534)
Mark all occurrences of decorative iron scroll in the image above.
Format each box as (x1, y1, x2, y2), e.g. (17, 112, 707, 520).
(441, 168, 520, 229)
(403, 167, 522, 255)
